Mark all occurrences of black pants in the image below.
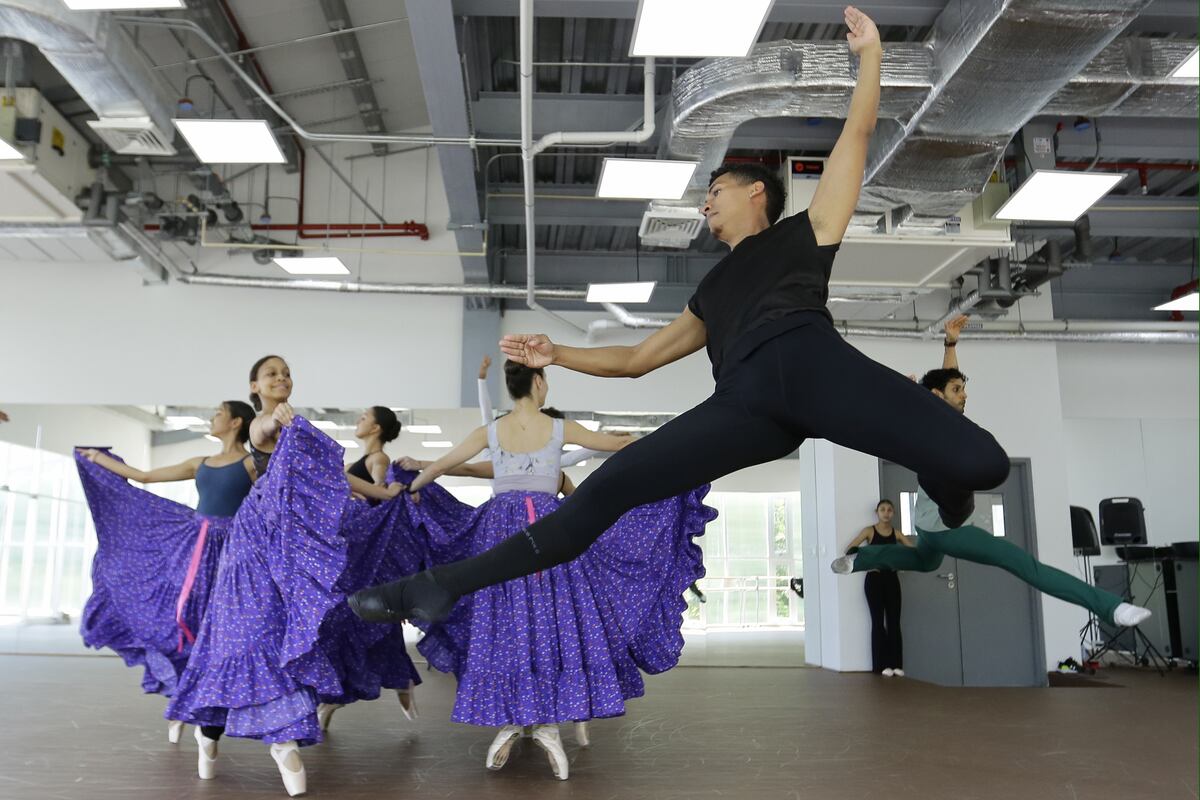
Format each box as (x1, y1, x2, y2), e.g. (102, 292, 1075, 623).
(438, 316, 1010, 596)
(864, 571, 902, 672)
(200, 725, 224, 741)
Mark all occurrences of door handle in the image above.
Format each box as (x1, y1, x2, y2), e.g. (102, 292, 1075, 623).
(936, 572, 955, 580)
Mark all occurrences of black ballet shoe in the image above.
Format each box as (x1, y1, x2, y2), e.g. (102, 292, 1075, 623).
(348, 570, 456, 624)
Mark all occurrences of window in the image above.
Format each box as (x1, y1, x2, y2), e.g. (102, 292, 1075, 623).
(685, 492, 803, 629)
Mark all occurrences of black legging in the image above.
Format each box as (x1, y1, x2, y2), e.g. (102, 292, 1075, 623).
(436, 315, 1010, 598)
(200, 725, 224, 741)
(864, 571, 902, 672)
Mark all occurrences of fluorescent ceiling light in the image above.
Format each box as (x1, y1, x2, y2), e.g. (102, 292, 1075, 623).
(586, 281, 657, 304)
(422, 440, 453, 448)
(596, 158, 696, 199)
(310, 420, 340, 430)
(164, 415, 206, 429)
(64, 0, 185, 8)
(1154, 292, 1199, 312)
(993, 170, 1124, 222)
(0, 138, 23, 160)
(562, 444, 583, 451)
(578, 420, 601, 431)
(631, 0, 773, 57)
(574, 460, 589, 468)
(173, 118, 285, 164)
(204, 434, 220, 443)
(337, 440, 360, 449)
(407, 424, 442, 435)
(1169, 47, 1199, 79)
(273, 256, 350, 275)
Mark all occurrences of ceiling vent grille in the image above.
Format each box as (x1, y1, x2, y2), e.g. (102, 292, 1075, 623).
(87, 117, 176, 156)
(638, 203, 704, 249)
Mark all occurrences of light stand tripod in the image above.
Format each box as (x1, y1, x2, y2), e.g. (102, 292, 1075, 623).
(1084, 552, 1172, 676)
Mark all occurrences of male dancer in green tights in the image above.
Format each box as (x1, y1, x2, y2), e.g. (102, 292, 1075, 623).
(831, 316, 1151, 630)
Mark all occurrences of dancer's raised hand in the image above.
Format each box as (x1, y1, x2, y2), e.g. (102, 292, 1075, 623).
(844, 6, 881, 57)
(272, 402, 295, 428)
(944, 315, 969, 344)
(395, 456, 424, 471)
(478, 354, 492, 380)
(499, 334, 555, 368)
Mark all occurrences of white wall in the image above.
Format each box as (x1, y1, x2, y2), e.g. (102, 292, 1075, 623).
(0, 404, 151, 467)
(1059, 344, 1199, 558)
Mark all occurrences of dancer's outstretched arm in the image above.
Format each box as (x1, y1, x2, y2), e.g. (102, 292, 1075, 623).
(562, 420, 635, 452)
(408, 427, 489, 492)
(500, 306, 706, 380)
(396, 455, 494, 480)
(942, 315, 967, 370)
(477, 354, 494, 425)
(808, 5, 881, 246)
(77, 448, 202, 484)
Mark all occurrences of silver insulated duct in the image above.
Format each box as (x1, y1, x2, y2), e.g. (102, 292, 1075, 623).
(660, 40, 934, 203)
(0, 0, 176, 153)
(656, 1, 1188, 235)
(858, 0, 1153, 224)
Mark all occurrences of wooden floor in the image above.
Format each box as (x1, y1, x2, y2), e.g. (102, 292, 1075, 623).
(0, 647, 1195, 800)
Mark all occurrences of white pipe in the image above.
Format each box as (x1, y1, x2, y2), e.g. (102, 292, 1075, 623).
(601, 302, 671, 329)
(923, 290, 983, 337)
(519, 0, 657, 335)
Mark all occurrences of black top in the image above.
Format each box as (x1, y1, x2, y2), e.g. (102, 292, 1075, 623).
(347, 454, 374, 483)
(687, 211, 840, 379)
(249, 443, 272, 477)
(868, 525, 898, 546)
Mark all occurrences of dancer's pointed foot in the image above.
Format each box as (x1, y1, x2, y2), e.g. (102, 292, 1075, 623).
(1113, 602, 1152, 627)
(574, 721, 590, 747)
(316, 703, 343, 731)
(396, 683, 419, 721)
(194, 726, 218, 780)
(532, 725, 569, 780)
(486, 725, 523, 770)
(348, 570, 456, 624)
(269, 741, 307, 797)
(167, 719, 185, 744)
(831, 553, 857, 574)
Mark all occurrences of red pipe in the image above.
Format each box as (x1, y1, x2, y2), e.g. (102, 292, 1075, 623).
(216, 3, 430, 242)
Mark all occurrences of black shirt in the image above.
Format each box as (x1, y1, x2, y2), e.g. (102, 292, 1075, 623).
(687, 210, 839, 379)
(347, 454, 374, 483)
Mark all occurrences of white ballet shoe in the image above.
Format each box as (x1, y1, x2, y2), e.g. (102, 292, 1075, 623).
(574, 721, 590, 747)
(485, 725, 523, 771)
(269, 741, 307, 797)
(1113, 602, 1152, 627)
(831, 553, 856, 574)
(167, 719, 186, 744)
(531, 724, 569, 781)
(194, 726, 218, 780)
(396, 683, 419, 721)
(882, 668, 895, 677)
(893, 668, 905, 677)
(316, 702, 343, 731)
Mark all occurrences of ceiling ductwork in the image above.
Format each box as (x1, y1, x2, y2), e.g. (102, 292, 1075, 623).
(859, 0, 1154, 225)
(654, 1, 1191, 243)
(0, 0, 177, 155)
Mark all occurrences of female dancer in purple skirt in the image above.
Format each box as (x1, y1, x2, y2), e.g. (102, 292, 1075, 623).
(400, 360, 715, 780)
(315, 405, 422, 730)
(166, 356, 404, 796)
(76, 400, 257, 744)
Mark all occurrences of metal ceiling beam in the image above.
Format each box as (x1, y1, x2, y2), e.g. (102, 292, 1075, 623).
(316, 0, 388, 157)
(487, 187, 646, 226)
(1047, 197, 1200, 239)
(450, 0, 1194, 33)
(404, 0, 488, 284)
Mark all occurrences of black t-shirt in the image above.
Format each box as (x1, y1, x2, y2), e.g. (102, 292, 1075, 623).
(687, 210, 840, 379)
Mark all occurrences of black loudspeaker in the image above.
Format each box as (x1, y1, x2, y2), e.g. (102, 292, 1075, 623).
(1070, 506, 1101, 556)
(1099, 497, 1148, 545)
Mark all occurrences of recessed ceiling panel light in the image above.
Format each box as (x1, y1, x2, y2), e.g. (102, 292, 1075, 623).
(0, 138, 23, 160)
(1154, 292, 1199, 312)
(173, 119, 285, 164)
(273, 256, 350, 275)
(993, 170, 1124, 222)
(631, 0, 774, 57)
(421, 440, 453, 448)
(586, 282, 657, 304)
(1169, 47, 1199, 79)
(64, 1, 185, 8)
(596, 158, 696, 199)
(407, 424, 442, 435)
